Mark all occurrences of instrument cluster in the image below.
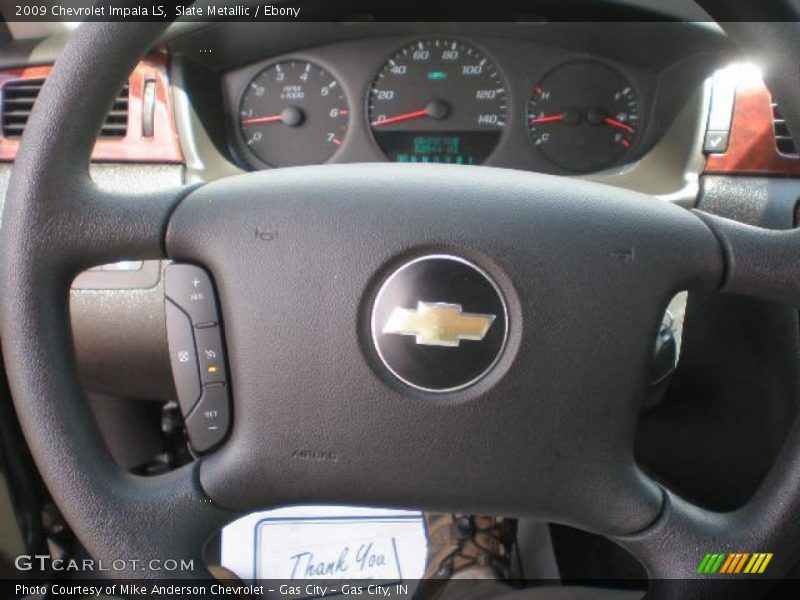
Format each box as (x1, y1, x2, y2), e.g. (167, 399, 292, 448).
(224, 35, 655, 175)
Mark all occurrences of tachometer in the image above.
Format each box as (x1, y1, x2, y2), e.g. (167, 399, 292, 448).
(239, 60, 349, 168)
(528, 60, 640, 172)
(368, 39, 507, 164)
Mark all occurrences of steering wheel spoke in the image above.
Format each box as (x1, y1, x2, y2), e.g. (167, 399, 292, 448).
(75, 185, 201, 267)
(613, 489, 745, 599)
(3, 182, 199, 278)
(614, 473, 798, 599)
(78, 464, 234, 578)
(614, 358, 800, 593)
(695, 210, 800, 307)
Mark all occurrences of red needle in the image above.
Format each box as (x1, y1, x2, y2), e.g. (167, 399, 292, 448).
(530, 114, 564, 124)
(372, 109, 430, 127)
(604, 117, 634, 132)
(241, 115, 284, 125)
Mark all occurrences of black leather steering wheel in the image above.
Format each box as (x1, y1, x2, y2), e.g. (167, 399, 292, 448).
(3, 5, 800, 598)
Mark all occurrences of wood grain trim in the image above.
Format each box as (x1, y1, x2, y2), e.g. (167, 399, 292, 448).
(0, 51, 183, 163)
(705, 81, 800, 176)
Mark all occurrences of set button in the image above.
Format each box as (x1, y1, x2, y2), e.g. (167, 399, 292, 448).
(185, 384, 231, 453)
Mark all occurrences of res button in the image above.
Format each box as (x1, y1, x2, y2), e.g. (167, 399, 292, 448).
(165, 263, 220, 327)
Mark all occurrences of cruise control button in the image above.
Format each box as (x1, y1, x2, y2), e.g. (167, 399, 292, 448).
(186, 384, 230, 453)
(164, 263, 220, 327)
(164, 299, 201, 415)
(195, 326, 227, 384)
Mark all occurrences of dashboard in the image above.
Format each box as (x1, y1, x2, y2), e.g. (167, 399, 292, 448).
(124, 21, 727, 185)
(219, 31, 703, 175)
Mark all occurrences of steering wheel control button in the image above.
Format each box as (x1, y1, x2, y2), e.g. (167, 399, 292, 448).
(165, 299, 202, 414)
(371, 255, 508, 393)
(165, 263, 232, 452)
(164, 263, 220, 327)
(185, 384, 230, 453)
(195, 326, 227, 385)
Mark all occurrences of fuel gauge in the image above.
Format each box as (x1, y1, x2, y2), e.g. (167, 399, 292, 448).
(528, 61, 639, 172)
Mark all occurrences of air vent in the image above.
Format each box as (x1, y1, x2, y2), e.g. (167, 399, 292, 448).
(1, 78, 129, 139)
(1, 78, 45, 138)
(101, 83, 130, 138)
(772, 103, 798, 156)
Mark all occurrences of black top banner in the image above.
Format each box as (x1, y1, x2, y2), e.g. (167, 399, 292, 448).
(0, 0, 723, 23)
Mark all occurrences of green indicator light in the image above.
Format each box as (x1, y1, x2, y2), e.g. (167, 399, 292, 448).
(428, 71, 448, 81)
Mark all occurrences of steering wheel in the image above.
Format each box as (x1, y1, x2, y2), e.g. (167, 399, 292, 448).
(3, 4, 800, 598)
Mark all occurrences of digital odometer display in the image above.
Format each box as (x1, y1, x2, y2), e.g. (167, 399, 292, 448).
(378, 133, 497, 164)
(368, 39, 507, 164)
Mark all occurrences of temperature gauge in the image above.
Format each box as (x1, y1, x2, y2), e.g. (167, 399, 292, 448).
(528, 61, 640, 172)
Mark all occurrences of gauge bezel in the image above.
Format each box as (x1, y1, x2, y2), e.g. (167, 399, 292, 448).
(219, 36, 660, 177)
(526, 58, 643, 174)
(234, 58, 352, 170)
(365, 37, 510, 165)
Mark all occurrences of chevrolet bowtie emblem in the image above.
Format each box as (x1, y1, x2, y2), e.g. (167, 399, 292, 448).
(383, 302, 496, 347)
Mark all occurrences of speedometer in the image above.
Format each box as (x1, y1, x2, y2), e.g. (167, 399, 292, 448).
(368, 39, 507, 165)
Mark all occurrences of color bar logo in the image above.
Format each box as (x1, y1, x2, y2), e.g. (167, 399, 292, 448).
(697, 552, 773, 575)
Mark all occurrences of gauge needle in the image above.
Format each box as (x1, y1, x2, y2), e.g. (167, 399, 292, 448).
(530, 114, 564, 124)
(241, 115, 284, 125)
(604, 117, 634, 132)
(243, 106, 306, 128)
(372, 100, 450, 127)
(371, 108, 430, 127)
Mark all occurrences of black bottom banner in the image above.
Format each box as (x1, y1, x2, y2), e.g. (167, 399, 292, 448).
(5, 578, 800, 600)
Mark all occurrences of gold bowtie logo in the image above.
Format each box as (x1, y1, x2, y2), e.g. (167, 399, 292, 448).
(383, 302, 496, 347)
